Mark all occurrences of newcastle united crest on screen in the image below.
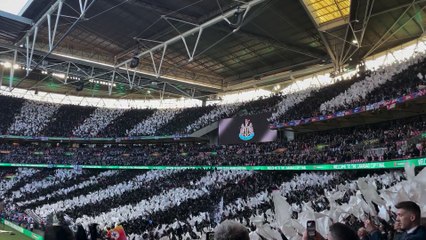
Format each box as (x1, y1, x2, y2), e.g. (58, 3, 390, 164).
(239, 119, 255, 141)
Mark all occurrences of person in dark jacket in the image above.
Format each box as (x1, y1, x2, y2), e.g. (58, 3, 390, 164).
(393, 221, 404, 240)
(302, 222, 359, 240)
(364, 219, 384, 240)
(44, 225, 75, 240)
(395, 201, 426, 240)
(75, 224, 88, 240)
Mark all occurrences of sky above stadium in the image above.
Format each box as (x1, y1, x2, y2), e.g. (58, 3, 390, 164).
(0, 0, 30, 15)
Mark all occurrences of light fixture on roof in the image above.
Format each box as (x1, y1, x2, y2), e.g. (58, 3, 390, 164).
(76, 81, 84, 92)
(273, 84, 281, 91)
(129, 43, 141, 68)
(1, 62, 20, 69)
(52, 73, 66, 79)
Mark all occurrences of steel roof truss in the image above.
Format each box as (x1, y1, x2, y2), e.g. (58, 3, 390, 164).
(124, 63, 137, 90)
(13, 0, 97, 90)
(364, 1, 425, 58)
(115, 0, 266, 80)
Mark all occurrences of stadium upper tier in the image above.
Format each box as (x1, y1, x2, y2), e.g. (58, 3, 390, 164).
(0, 115, 424, 166)
(0, 49, 425, 137)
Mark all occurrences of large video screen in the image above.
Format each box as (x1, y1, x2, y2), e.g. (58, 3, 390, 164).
(218, 113, 277, 144)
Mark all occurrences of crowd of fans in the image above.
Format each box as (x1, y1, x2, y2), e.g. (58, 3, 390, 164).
(156, 106, 215, 136)
(0, 114, 424, 167)
(1, 166, 424, 240)
(98, 109, 156, 137)
(185, 103, 242, 133)
(40, 105, 96, 137)
(320, 53, 426, 114)
(127, 109, 182, 136)
(268, 91, 311, 123)
(0, 51, 424, 138)
(8, 101, 59, 136)
(0, 95, 25, 135)
(72, 108, 125, 138)
(272, 71, 370, 124)
(236, 94, 284, 117)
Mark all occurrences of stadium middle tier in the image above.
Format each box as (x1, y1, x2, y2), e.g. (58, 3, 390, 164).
(0, 115, 424, 166)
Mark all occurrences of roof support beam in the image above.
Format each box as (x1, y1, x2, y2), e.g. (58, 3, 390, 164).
(298, 0, 338, 69)
(0, 41, 222, 92)
(115, 0, 266, 75)
(13, 0, 97, 89)
(236, 29, 326, 60)
(108, 70, 115, 95)
(358, 0, 375, 48)
(130, 1, 198, 23)
(370, 0, 426, 17)
(8, 50, 17, 90)
(363, 2, 425, 58)
(0, 66, 3, 88)
(340, 0, 375, 64)
(412, 4, 425, 34)
(16, 0, 64, 46)
(166, 82, 192, 98)
(0, 10, 33, 25)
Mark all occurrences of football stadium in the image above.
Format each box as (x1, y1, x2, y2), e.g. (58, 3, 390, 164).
(0, 0, 425, 239)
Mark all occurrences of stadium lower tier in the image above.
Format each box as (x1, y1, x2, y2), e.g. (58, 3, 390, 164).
(1, 167, 425, 240)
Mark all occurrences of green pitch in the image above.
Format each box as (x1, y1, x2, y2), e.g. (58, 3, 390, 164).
(0, 224, 33, 240)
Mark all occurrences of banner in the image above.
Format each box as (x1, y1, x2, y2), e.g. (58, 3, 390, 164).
(0, 158, 425, 171)
(219, 113, 277, 144)
(0, 134, 191, 142)
(1, 218, 44, 240)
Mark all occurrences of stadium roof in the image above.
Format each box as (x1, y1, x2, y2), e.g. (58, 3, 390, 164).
(0, 0, 424, 100)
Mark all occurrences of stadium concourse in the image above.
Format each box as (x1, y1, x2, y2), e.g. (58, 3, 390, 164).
(1, 0, 426, 240)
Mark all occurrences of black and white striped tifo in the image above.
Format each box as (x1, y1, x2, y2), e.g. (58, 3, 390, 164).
(0, 167, 425, 240)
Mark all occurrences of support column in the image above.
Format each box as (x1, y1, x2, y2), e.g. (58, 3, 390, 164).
(283, 130, 294, 141)
(9, 50, 17, 90)
(0, 65, 4, 89)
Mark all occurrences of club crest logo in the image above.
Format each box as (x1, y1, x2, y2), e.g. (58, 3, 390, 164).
(239, 119, 255, 141)
(111, 231, 120, 239)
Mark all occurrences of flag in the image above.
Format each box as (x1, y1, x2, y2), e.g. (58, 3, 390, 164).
(353, 107, 361, 113)
(336, 111, 345, 117)
(108, 225, 127, 240)
(386, 100, 397, 110)
(213, 197, 224, 225)
(345, 110, 352, 116)
(404, 94, 413, 101)
(272, 191, 291, 227)
(4, 173, 15, 179)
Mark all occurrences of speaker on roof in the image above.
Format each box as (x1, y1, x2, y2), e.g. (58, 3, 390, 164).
(76, 81, 84, 92)
(130, 56, 140, 68)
